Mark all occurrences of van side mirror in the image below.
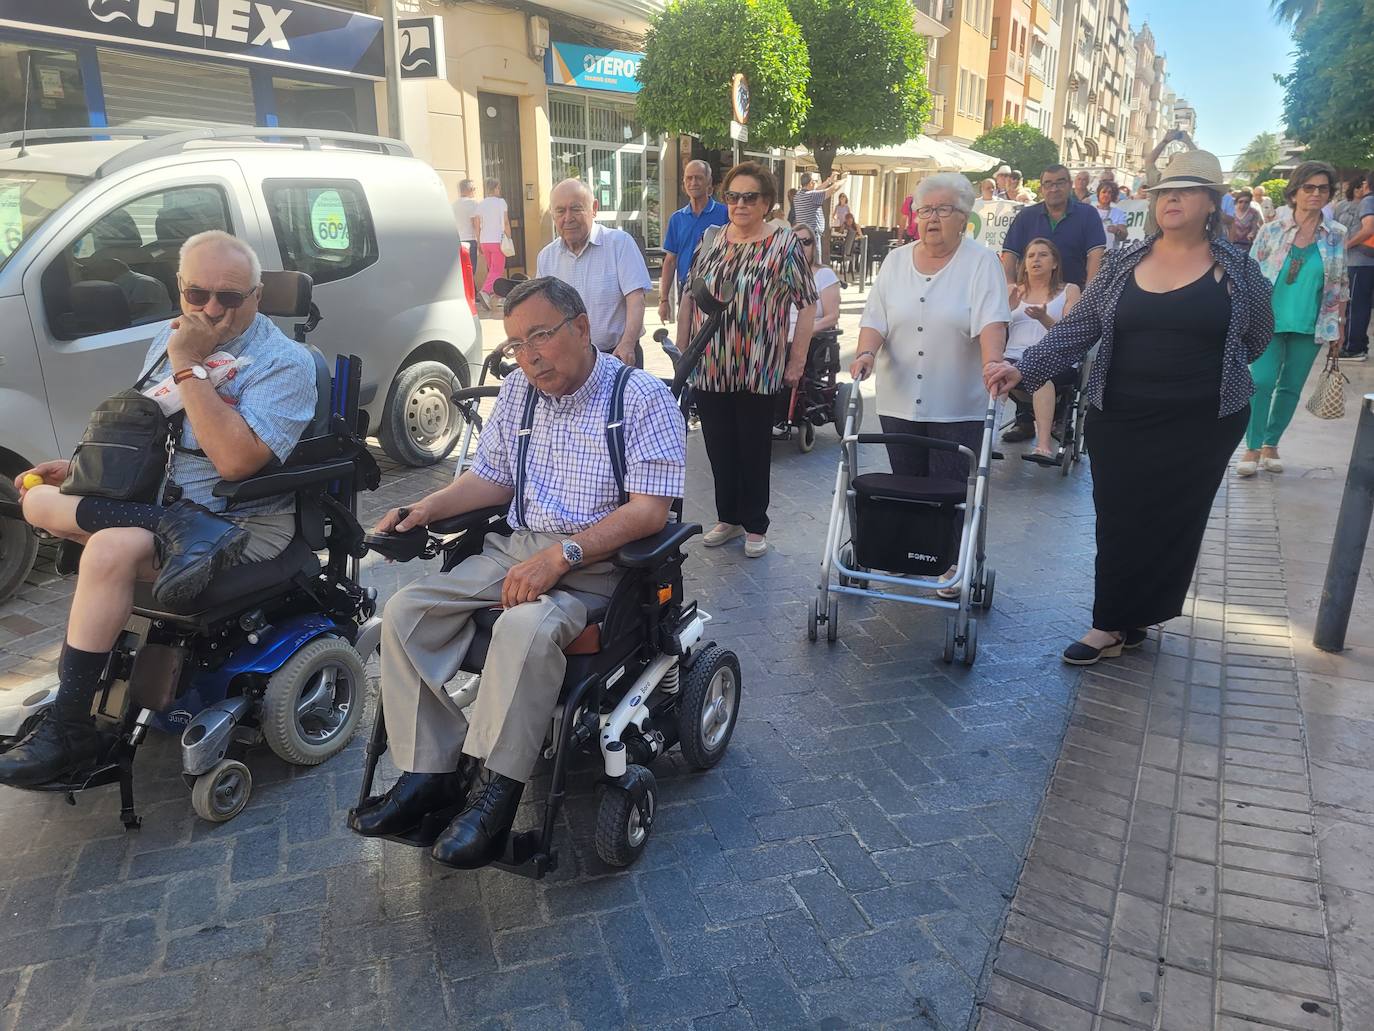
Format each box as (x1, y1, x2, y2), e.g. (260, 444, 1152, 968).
(69, 281, 132, 335)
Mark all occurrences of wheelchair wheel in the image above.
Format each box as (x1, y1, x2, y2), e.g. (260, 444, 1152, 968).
(798, 421, 816, 453)
(191, 758, 252, 823)
(676, 647, 741, 769)
(595, 764, 657, 868)
(261, 637, 369, 766)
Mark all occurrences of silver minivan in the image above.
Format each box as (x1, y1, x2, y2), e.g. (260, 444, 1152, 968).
(0, 126, 482, 481)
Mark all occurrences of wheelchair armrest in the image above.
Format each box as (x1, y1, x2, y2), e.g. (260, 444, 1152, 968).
(615, 523, 701, 569)
(363, 526, 429, 562)
(429, 504, 510, 535)
(212, 459, 355, 503)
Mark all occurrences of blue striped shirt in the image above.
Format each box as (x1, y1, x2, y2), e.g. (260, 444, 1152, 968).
(471, 352, 686, 533)
(140, 313, 317, 516)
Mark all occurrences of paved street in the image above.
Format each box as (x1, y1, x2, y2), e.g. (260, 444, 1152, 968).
(0, 287, 1371, 1030)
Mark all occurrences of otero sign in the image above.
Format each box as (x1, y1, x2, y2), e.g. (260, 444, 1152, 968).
(1, 0, 385, 78)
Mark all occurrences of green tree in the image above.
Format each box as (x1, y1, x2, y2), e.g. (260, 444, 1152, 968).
(786, 0, 930, 177)
(1260, 176, 1290, 200)
(1269, 0, 1322, 28)
(1235, 131, 1282, 184)
(636, 0, 811, 150)
(968, 122, 1059, 180)
(1280, 0, 1374, 168)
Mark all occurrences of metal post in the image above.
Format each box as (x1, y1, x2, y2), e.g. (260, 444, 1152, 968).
(380, 0, 404, 141)
(1314, 392, 1374, 652)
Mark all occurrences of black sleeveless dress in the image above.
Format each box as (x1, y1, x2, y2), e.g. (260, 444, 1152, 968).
(1086, 267, 1249, 631)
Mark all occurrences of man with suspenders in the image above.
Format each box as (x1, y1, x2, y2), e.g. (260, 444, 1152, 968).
(351, 277, 686, 869)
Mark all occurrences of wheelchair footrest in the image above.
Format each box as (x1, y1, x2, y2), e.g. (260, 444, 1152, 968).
(16, 759, 124, 795)
(376, 803, 466, 849)
(491, 830, 556, 880)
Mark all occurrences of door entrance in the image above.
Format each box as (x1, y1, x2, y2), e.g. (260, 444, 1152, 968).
(478, 92, 525, 270)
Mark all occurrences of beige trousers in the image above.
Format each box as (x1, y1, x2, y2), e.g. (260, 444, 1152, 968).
(379, 530, 620, 782)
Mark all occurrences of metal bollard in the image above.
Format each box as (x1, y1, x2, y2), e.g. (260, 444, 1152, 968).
(1314, 392, 1374, 652)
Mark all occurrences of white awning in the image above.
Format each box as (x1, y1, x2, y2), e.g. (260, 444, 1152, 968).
(797, 137, 999, 173)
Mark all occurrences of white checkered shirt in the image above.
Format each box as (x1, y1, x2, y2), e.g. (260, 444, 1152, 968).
(535, 223, 653, 352)
(471, 352, 686, 533)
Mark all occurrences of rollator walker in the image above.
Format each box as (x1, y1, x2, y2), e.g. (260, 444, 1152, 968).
(811, 385, 1000, 667)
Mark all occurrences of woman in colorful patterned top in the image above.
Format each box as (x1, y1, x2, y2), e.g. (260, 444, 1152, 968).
(677, 161, 818, 558)
(1240, 161, 1348, 477)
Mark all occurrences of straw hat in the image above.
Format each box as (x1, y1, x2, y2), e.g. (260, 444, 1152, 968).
(1146, 149, 1227, 193)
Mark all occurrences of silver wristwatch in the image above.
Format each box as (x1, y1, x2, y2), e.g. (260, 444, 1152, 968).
(561, 539, 584, 568)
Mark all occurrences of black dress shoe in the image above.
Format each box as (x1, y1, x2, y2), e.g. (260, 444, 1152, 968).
(1062, 635, 1124, 666)
(1122, 628, 1149, 650)
(1001, 423, 1034, 443)
(0, 710, 105, 786)
(430, 768, 525, 869)
(152, 500, 251, 609)
(348, 761, 478, 837)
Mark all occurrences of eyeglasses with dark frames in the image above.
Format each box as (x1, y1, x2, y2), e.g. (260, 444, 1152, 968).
(723, 190, 764, 205)
(178, 278, 259, 309)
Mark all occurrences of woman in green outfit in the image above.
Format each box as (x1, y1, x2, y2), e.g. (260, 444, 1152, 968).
(1241, 161, 1349, 476)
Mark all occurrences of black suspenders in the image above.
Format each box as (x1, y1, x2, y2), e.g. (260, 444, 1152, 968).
(512, 362, 634, 529)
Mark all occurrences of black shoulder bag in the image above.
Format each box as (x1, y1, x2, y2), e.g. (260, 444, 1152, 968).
(60, 350, 178, 503)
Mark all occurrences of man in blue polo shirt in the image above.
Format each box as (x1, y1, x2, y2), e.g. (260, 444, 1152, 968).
(658, 160, 730, 323)
(1000, 163, 1106, 441)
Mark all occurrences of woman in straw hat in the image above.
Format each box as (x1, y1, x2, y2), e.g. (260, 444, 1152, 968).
(1238, 161, 1348, 476)
(984, 150, 1274, 666)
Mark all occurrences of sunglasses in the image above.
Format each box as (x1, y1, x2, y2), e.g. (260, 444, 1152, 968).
(179, 280, 259, 309)
(723, 190, 764, 205)
(1299, 183, 1331, 195)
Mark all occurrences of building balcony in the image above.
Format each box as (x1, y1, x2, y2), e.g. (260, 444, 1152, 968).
(925, 92, 947, 132)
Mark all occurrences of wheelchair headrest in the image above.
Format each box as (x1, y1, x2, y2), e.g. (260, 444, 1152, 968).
(259, 271, 314, 319)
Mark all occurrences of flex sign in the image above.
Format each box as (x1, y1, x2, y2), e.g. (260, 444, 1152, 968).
(545, 42, 642, 94)
(1, 0, 385, 78)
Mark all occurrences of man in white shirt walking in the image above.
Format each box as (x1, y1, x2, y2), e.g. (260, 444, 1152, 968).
(536, 178, 652, 367)
(452, 178, 479, 280)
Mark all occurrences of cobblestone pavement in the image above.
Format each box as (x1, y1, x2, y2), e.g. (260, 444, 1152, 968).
(0, 289, 1369, 1030)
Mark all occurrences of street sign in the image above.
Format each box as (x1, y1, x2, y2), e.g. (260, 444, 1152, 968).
(398, 16, 445, 80)
(731, 73, 750, 124)
(730, 120, 749, 143)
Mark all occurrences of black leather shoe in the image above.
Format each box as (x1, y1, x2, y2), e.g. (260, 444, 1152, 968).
(1062, 635, 1124, 666)
(152, 501, 250, 609)
(1123, 628, 1149, 650)
(431, 768, 525, 869)
(1001, 423, 1034, 443)
(348, 761, 478, 837)
(0, 709, 105, 786)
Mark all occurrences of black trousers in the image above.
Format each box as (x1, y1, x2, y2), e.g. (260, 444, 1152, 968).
(1346, 265, 1374, 354)
(696, 389, 776, 534)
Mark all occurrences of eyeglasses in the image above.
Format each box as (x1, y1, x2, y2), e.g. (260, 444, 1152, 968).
(1299, 183, 1332, 195)
(916, 204, 961, 218)
(1041, 179, 1071, 189)
(179, 279, 259, 309)
(796, 236, 815, 247)
(499, 315, 574, 358)
(723, 190, 764, 206)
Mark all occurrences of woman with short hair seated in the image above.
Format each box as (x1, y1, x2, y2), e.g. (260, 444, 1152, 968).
(1007, 238, 1081, 465)
(849, 173, 1010, 597)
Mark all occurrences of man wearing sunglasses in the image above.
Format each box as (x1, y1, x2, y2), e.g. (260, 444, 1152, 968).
(5, 230, 317, 785)
(351, 276, 685, 869)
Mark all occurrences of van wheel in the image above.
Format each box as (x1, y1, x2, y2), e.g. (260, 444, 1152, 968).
(379, 360, 466, 467)
(0, 480, 37, 604)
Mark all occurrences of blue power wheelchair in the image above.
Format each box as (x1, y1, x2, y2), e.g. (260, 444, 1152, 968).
(354, 279, 743, 877)
(0, 271, 383, 827)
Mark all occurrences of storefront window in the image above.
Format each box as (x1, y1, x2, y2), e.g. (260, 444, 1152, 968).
(549, 89, 663, 249)
(0, 43, 88, 134)
(99, 49, 253, 130)
(273, 77, 375, 134)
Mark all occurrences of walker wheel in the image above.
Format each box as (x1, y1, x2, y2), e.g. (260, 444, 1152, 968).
(808, 599, 820, 642)
(191, 759, 253, 823)
(595, 765, 657, 868)
(826, 596, 839, 644)
(798, 421, 816, 453)
(942, 615, 956, 664)
(961, 618, 979, 667)
(977, 569, 996, 611)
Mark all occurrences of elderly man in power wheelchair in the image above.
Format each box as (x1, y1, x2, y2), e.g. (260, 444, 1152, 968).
(1, 231, 379, 824)
(351, 276, 737, 873)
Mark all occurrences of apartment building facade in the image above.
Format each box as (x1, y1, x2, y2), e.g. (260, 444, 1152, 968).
(931, 0, 996, 144)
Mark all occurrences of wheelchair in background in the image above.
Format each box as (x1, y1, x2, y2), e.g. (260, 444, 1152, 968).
(772, 329, 863, 453)
(355, 278, 741, 876)
(0, 271, 383, 827)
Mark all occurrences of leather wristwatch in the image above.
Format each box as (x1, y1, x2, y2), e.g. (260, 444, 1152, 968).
(173, 364, 209, 385)
(560, 539, 584, 568)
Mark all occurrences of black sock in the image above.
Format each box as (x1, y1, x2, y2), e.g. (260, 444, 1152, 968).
(73, 497, 163, 535)
(56, 643, 112, 719)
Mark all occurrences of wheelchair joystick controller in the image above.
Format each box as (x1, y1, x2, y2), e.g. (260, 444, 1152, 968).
(363, 507, 432, 563)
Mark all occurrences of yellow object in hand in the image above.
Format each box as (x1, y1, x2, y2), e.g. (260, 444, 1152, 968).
(22, 474, 44, 490)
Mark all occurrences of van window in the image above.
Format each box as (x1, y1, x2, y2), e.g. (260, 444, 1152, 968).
(42, 184, 232, 338)
(264, 180, 377, 285)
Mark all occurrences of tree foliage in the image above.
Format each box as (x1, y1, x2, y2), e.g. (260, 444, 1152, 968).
(1236, 131, 1282, 183)
(1259, 177, 1290, 200)
(636, 0, 810, 150)
(1269, 0, 1321, 28)
(968, 123, 1059, 180)
(786, 0, 930, 177)
(1280, 0, 1374, 169)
